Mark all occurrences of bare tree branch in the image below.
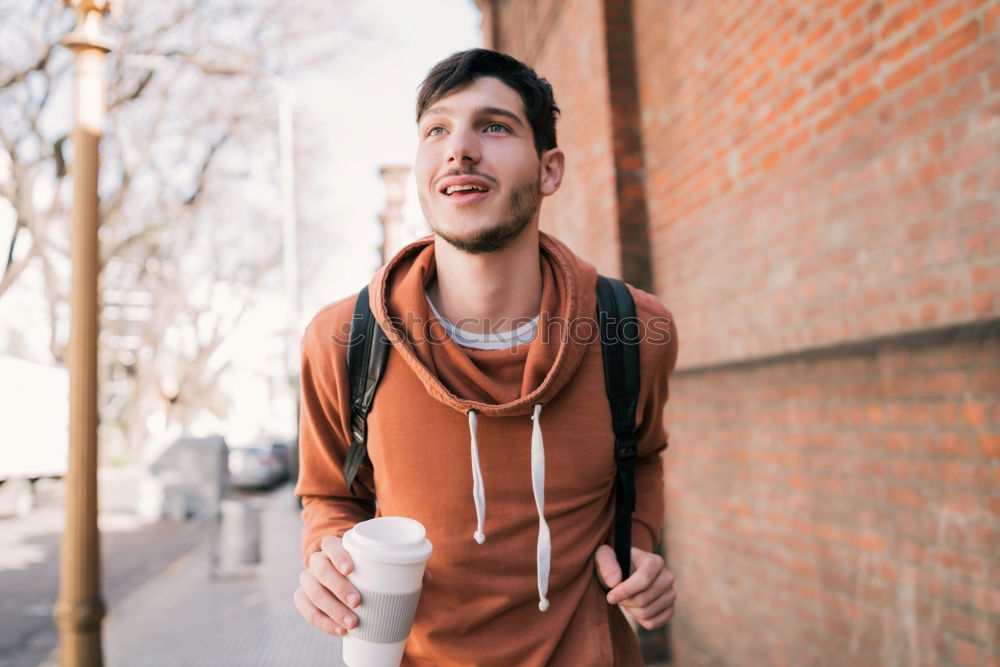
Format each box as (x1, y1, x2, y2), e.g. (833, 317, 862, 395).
(107, 69, 154, 112)
(38, 250, 65, 362)
(0, 41, 57, 90)
(4, 220, 24, 276)
(183, 128, 234, 206)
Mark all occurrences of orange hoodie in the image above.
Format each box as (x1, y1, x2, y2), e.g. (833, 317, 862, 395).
(296, 231, 679, 666)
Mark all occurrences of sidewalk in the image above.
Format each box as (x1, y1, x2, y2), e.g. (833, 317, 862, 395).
(40, 483, 670, 666)
(61, 485, 344, 667)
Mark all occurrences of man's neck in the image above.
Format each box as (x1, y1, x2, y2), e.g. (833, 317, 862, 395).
(427, 226, 543, 334)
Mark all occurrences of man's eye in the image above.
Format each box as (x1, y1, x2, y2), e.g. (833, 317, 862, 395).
(427, 126, 445, 137)
(485, 123, 509, 133)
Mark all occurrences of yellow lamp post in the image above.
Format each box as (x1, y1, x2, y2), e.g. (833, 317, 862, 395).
(55, 2, 114, 665)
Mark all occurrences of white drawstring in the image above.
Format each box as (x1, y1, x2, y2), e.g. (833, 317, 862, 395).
(530, 403, 550, 612)
(466, 404, 551, 611)
(467, 409, 486, 544)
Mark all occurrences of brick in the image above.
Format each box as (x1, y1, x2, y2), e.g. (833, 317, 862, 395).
(969, 368, 1000, 394)
(936, 77, 985, 119)
(985, 497, 1000, 518)
(937, 549, 986, 577)
(867, 1, 886, 23)
(846, 86, 881, 115)
(946, 41, 998, 86)
(814, 64, 838, 89)
(945, 518, 1000, 552)
(974, 586, 1000, 615)
(885, 53, 927, 91)
(989, 2, 1000, 31)
(887, 486, 924, 508)
(806, 17, 835, 47)
(978, 433, 1000, 458)
(963, 401, 987, 427)
(916, 17, 939, 43)
(952, 638, 980, 667)
(841, 0, 867, 20)
(971, 292, 995, 316)
(919, 371, 968, 395)
(990, 400, 1000, 424)
(933, 401, 959, 427)
(926, 432, 973, 457)
(939, 461, 964, 483)
(899, 538, 929, 563)
(882, 34, 915, 63)
(969, 465, 995, 488)
(899, 70, 943, 113)
(930, 19, 981, 65)
(881, 3, 922, 39)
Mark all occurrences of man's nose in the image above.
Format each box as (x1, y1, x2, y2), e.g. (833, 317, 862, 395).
(445, 127, 480, 165)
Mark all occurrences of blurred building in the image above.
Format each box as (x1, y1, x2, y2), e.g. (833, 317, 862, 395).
(476, 1, 999, 665)
(378, 165, 431, 264)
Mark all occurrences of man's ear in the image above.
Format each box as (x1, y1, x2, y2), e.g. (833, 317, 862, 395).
(539, 147, 565, 196)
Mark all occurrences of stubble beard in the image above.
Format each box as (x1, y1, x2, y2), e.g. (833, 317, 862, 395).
(422, 176, 542, 255)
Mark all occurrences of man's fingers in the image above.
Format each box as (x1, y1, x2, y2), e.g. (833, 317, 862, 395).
(320, 535, 355, 575)
(294, 586, 347, 636)
(300, 568, 359, 630)
(607, 549, 667, 603)
(624, 586, 676, 621)
(593, 544, 623, 589)
(617, 568, 671, 608)
(607, 561, 660, 603)
(637, 604, 676, 630)
(309, 550, 362, 609)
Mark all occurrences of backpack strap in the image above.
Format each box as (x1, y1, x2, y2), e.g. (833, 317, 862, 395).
(344, 285, 391, 495)
(595, 275, 641, 579)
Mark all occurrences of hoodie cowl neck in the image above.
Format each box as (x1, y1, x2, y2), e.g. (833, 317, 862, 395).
(369, 231, 598, 418)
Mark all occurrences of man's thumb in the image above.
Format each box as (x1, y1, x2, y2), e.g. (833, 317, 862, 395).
(594, 545, 622, 588)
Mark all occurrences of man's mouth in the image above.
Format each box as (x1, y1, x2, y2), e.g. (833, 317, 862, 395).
(444, 184, 489, 196)
(437, 176, 494, 202)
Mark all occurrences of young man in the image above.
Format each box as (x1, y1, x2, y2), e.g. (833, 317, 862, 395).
(293, 49, 679, 665)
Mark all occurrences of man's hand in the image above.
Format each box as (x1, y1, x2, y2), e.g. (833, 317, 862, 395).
(293, 535, 361, 637)
(594, 545, 677, 630)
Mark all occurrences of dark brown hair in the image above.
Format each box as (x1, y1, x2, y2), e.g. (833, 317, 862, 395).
(416, 49, 560, 154)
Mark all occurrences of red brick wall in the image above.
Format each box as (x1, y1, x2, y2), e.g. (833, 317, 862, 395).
(490, 0, 623, 277)
(666, 325, 999, 666)
(633, 0, 1000, 367)
(479, 1, 1000, 665)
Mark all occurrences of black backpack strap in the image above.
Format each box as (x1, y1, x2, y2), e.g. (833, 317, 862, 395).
(596, 275, 641, 579)
(344, 285, 391, 494)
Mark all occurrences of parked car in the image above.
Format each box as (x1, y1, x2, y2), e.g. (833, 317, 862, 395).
(228, 443, 288, 490)
(269, 441, 292, 479)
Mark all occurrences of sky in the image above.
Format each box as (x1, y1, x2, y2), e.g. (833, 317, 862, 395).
(294, 0, 483, 321)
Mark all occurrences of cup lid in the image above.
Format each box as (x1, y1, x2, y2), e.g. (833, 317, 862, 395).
(342, 516, 433, 565)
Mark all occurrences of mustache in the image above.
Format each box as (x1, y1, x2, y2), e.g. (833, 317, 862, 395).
(434, 167, 499, 189)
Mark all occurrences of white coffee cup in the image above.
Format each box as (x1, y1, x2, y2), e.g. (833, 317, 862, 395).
(341, 516, 433, 667)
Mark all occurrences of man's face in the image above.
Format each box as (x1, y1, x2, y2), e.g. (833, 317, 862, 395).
(415, 76, 562, 255)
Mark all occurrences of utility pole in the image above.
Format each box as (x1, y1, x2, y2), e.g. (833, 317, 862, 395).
(262, 72, 301, 401)
(56, 2, 113, 665)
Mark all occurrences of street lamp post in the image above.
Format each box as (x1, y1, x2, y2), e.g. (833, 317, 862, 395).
(56, 1, 114, 665)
